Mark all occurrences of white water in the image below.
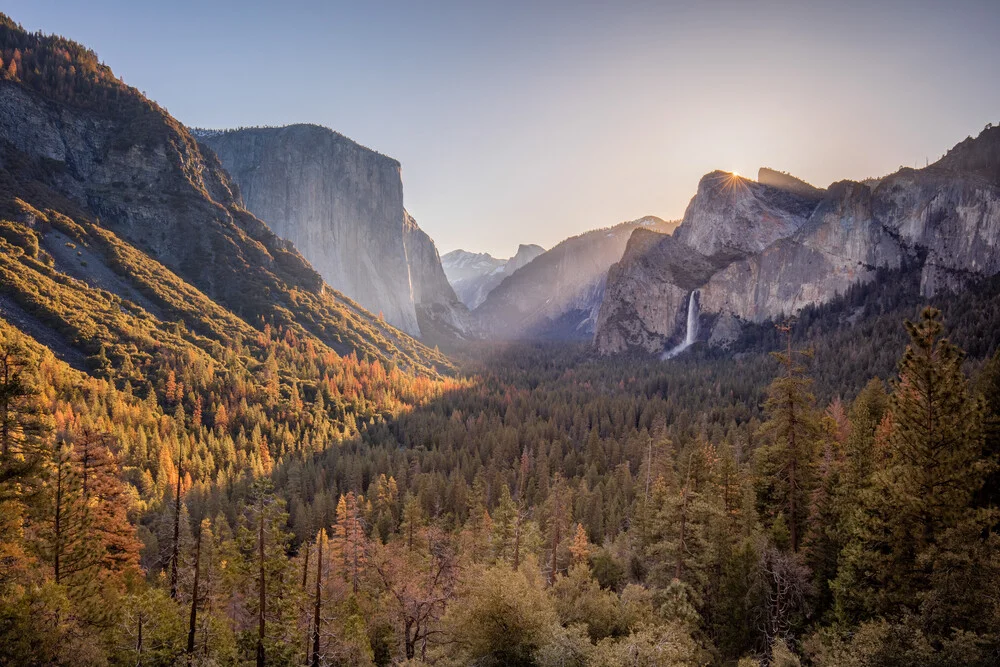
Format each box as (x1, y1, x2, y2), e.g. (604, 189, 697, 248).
(662, 290, 699, 360)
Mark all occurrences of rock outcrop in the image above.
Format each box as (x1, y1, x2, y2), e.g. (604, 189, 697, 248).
(198, 125, 470, 338)
(402, 211, 476, 342)
(476, 217, 678, 339)
(442, 243, 545, 309)
(596, 125, 1000, 356)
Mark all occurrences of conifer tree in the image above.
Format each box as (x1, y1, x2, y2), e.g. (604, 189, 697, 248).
(491, 483, 518, 565)
(334, 491, 367, 594)
(0, 340, 50, 494)
(833, 309, 995, 633)
(755, 325, 825, 553)
(237, 478, 293, 667)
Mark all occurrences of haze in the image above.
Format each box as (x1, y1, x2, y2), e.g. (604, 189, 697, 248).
(16, 0, 1000, 256)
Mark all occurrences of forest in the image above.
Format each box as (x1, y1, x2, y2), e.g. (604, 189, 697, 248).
(1, 277, 998, 665)
(0, 12, 998, 667)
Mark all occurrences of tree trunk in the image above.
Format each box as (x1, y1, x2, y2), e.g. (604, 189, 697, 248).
(170, 439, 183, 599)
(405, 619, 415, 660)
(257, 496, 266, 667)
(311, 531, 322, 667)
(136, 609, 143, 667)
(53, 461, 63, 584)
(186, 528, 202, 662)
(301, 542, 310, 590)
(513, 511, 522, 570)
(549, 522, 560, 584)
(675, 485, 688, 581)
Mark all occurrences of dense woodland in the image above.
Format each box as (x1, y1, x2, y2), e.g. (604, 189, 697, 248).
(1, 261, 999, 665)
(1, 12, 999, 667)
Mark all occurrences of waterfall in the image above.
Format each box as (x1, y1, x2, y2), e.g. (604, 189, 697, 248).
(662, 290, 699, 360)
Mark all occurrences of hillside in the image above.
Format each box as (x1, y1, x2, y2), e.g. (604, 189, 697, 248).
(0, 14, 458, 495)
(475, 216, 678, 339)
(0, 17, 449, 371)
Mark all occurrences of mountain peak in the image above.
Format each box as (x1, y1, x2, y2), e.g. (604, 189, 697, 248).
(757, 167, 826, 199)
(675, 170, 822, 257)
(930, 122, 1000, 183)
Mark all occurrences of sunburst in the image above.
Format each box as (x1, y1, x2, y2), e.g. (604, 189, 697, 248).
(711, 170, 751, 197)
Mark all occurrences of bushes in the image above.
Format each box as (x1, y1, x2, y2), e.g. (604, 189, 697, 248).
(0, 219, 38, 256)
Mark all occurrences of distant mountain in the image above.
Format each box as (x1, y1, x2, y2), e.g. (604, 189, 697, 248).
(442, 243, 545, 309)
(0, 15, 449, 377)
(197, 125, 471, 341)
(474, 217, 678, 339)
(596, 127, 1000, 355)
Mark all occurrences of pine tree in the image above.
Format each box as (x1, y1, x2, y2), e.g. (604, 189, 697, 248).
(490, 484, 517, 565)
(237, 478, 293, 667)
(974, 349, 1000, 508)
(0, 340, 50, 494)
(43, 440, 100, 586)
(72, 429, 141, 575)
(568, 523, 590, 567)
(333, 492, 367, 594)
(755, 325, 825, 553)
(833, 309, 995, 633)
(544, 474, 572, 584)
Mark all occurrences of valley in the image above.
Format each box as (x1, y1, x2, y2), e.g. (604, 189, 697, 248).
(0, 9, 999, 667)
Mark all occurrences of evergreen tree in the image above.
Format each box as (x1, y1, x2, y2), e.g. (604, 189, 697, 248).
(833, 309, 997, 639)
(755, 326, 826, 553)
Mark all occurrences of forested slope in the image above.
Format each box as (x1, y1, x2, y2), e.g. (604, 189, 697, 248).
(0, 13, 998, 667)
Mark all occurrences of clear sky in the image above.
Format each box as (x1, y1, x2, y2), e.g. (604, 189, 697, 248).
(13, 1, 1000, 257)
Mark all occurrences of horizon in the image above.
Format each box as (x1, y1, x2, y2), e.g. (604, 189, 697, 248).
(12, 0, 1000, 256)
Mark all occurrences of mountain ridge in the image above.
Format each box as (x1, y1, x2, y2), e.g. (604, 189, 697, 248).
(595, 124, 1000, 355)
(442, 243, 545, 309)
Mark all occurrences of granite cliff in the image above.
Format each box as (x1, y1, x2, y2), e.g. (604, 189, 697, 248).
(198, 125, 470, 339)
(596, 125, 1000, 355)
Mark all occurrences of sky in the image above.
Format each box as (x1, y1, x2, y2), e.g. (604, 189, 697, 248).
(13, 1, 1000, 257)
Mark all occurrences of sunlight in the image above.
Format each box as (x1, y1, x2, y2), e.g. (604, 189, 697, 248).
(714, 169, 751, 197)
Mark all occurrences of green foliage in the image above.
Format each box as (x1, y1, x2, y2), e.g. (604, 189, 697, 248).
(438, 563, 558, 666)
(831, 309, 999, 661)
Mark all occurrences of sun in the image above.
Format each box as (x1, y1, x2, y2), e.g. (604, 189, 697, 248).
(731, 170, 740, 178)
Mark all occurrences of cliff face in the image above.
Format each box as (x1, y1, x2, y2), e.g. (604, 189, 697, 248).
(595, 126, 1000, 356)
(199, 125, 469, 338)
(673, 170, 822, 257)
(443, 243, 545, 309)
(476, 217, 677, 339)
(402, 211, 477, 342)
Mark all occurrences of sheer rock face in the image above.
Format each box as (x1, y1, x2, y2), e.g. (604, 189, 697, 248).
(475, 217, 678, 340)
(596, 126, 1000, 356)
(199, 124, 469, 338)
(403, 211, 477, 343)
(442, 244, 545, 309)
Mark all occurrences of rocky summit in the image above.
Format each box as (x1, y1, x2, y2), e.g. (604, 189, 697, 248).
(442, 243, 545, 309)
(595, 125, 1000, 356)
